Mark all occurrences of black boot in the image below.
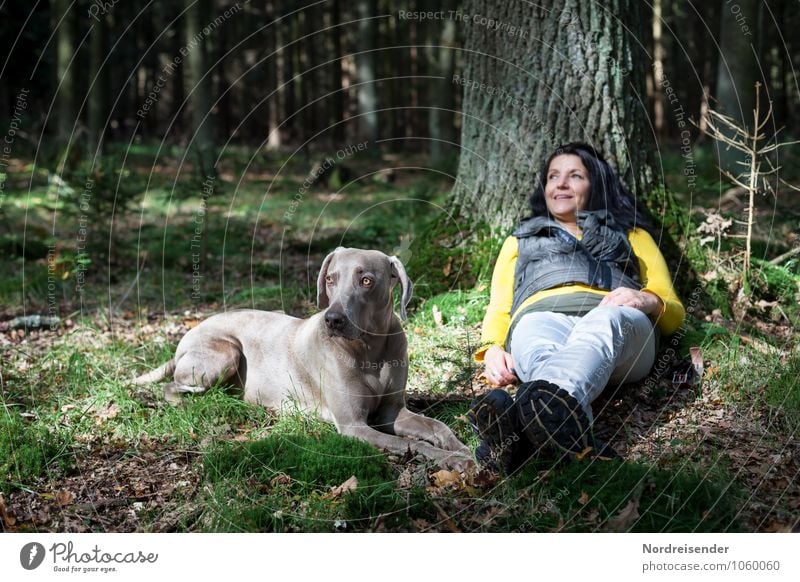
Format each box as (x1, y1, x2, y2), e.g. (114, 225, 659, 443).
(468, 389, 524, 475)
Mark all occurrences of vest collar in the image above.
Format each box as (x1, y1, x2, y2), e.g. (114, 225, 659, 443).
(513, 209, 618, 238)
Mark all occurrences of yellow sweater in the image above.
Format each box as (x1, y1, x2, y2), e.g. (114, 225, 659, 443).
(475, 228, 685, 361)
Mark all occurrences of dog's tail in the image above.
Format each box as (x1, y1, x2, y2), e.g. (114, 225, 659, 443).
(132, 359, 176, 385)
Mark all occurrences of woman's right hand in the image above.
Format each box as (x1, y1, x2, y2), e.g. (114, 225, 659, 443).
(483, 345, 519, 386)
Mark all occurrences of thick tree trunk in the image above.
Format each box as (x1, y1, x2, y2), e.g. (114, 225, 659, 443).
(452, 0, 655, 228)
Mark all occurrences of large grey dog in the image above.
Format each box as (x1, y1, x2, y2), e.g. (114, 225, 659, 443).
(134, 247, 474, 470)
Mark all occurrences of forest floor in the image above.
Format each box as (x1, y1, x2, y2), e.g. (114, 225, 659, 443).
(1, 144, 799, 532)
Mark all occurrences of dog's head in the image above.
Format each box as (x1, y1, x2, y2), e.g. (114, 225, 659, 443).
(316, 247, 413, 339)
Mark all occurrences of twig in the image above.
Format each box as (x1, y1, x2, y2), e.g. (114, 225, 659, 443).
(769, 245, 800, 266)
(68, 493, 160, 513)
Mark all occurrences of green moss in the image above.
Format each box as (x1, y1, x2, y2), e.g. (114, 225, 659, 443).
(406, 217, 501, 300)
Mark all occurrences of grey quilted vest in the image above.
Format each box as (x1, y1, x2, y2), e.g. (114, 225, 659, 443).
(510, 209, 643, 315)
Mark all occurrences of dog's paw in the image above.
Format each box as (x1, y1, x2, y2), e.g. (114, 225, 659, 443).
(443, 452, 477, 474)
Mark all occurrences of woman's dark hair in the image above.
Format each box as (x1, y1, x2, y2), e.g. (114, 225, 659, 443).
(526, 142, 654, 234)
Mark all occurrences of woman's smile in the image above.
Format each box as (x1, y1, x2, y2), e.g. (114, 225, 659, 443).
(544, 154, 591, 225)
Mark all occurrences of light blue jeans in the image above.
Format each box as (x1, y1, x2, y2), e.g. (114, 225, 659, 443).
(508, 306, 657, 422)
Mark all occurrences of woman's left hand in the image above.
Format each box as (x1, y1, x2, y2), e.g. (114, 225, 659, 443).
(599, 287, 663, 315)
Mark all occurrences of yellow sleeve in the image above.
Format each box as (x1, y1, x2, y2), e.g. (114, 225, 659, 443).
(628, 228, 685, 336)
(474, 236, 518, 361)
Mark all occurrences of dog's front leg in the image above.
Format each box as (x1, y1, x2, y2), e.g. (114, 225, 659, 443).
(391, 407, 473, 456)
(339, 423, 473, 471)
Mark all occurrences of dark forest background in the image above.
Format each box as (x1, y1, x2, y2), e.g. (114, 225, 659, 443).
(1, 0, 798, 164)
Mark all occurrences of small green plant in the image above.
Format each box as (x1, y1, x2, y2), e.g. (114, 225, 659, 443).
(701, 82, 799, 295)
(0, 411, 72, 494)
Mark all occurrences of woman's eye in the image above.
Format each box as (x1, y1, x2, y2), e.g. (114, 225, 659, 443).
(361, 277, 373, 287)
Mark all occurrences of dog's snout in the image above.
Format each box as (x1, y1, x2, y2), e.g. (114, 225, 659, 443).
(325, 310, 347, 331)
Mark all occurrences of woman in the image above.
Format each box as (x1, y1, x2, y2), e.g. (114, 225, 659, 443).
(469, 142, 684, 474)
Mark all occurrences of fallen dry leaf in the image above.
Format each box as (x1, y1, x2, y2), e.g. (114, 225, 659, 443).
(431, 469, 461, 488)
(442, 256, 453, 277)
(55, 490, 75, 507)
(397, 466, 414, 489)
(93, 401, 120, 425)
(608, 498, 640, 532)
(270, 474, 292, 487)
(325, 475, 358, 499)
(0, 494, 17, 528)
(578, 491, 590, 505)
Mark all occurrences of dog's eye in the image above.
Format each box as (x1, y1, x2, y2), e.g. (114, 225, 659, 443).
(325, 275, 334, 285)
(360, 277, 373, 288)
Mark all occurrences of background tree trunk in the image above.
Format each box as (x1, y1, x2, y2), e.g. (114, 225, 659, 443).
(714, 0, 759, 173)
(54, 0, 75, 144)
(452, 0, 656, 229)
(184, 0, 217, 177)
(266, 0, 283, 149)
(356, 0, 379, 145)
(425, 0, 458, 167)
(327, 0, 346, 147)
(88, 15, 108, 157)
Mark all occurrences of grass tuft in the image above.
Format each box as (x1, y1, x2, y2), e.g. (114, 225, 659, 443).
(201, 432, 433, 532)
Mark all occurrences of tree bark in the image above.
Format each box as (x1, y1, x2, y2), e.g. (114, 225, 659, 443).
(714, 0, 759, 173)
(54, 0, 75, 144)
(356, 0, 379, 145)
(327, 0, 346, 146)
(184, 0, 216, 177)
(88, 14, 108, 156)
(280, 10, 296, 144)
(452, 0, 655, 229)
(266, 0, 282, 149)
(425, 0, 458, 166)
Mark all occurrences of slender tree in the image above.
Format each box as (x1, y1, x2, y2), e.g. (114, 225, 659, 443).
(184, 0, 216, 177)
(266, 0, 282, 149)
(54, 0, 75, 144)
(356, 0, 379, 144)
(327, 0, 346, 146)
(88, 13, 108, 156)
(714, 0, 759, 172)
(425, 0, 458, 166)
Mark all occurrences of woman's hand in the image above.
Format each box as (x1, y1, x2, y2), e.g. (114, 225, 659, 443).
(482, 345, 519, 386)
(599, 287, 664, 315)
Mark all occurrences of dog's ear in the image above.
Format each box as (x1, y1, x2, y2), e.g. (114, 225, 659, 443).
(388, 256, 413, 321)
(316, 248, 342, 309)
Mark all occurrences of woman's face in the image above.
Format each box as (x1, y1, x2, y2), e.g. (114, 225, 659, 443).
(544, 154, 591, 224)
